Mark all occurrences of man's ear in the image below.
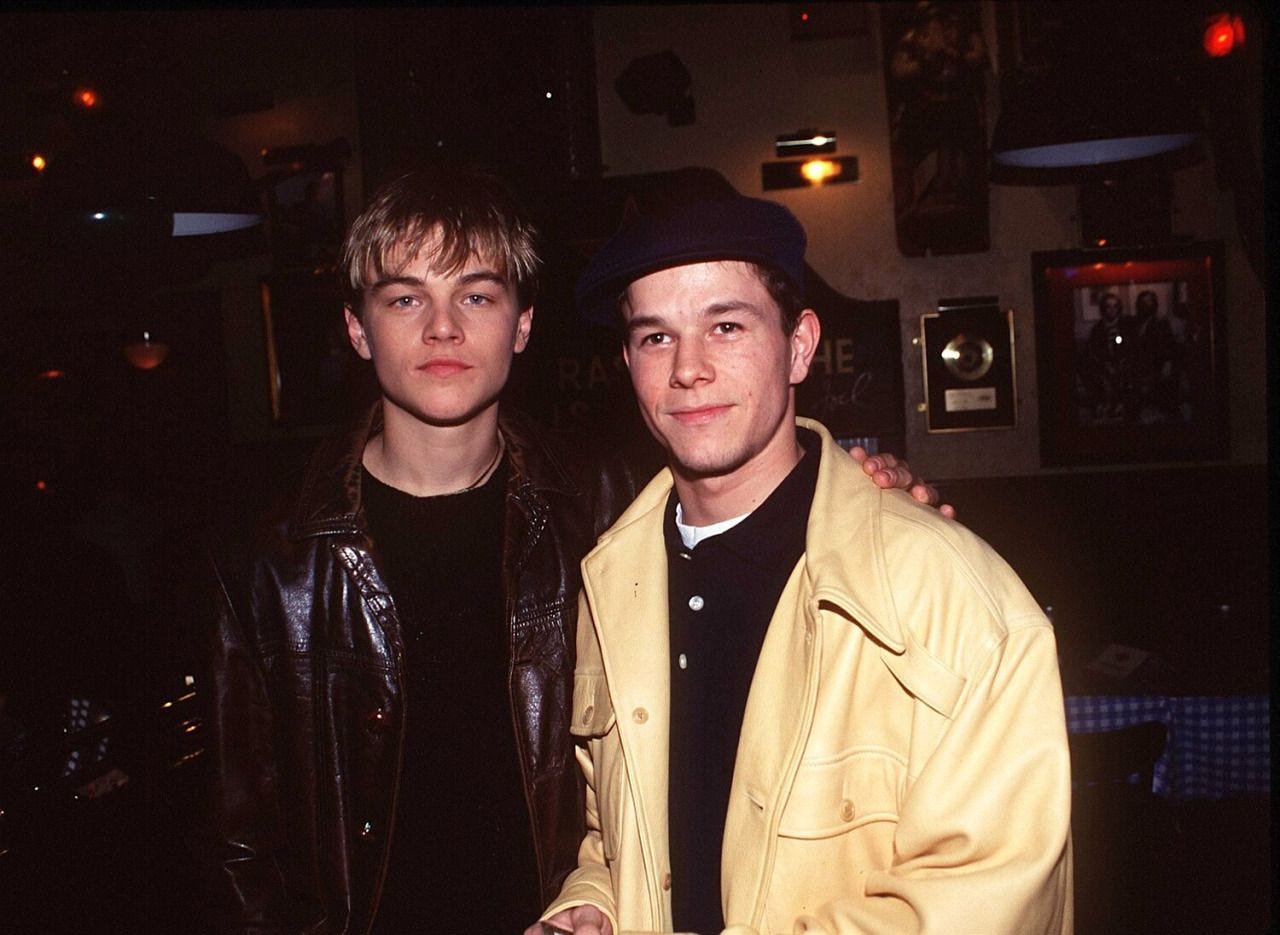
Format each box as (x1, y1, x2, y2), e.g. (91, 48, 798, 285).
(345, 306, 372, 360)
(513, 306, 534, 353)
(788, 308, 821, 385)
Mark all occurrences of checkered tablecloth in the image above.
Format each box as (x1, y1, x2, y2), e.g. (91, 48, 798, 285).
(1066, 694, 1271, 801)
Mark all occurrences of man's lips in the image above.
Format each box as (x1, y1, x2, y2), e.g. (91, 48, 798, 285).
(418, 358, 471, 376)
(666, 404, 731, 425)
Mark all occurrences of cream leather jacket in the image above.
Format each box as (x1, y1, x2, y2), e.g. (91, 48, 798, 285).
(545, 420, 1073, 935)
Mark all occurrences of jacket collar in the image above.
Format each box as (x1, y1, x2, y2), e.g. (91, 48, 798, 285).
(286, 403, 581, 542)
(798, 417, 906, 653)
(590, 418, 906, 653)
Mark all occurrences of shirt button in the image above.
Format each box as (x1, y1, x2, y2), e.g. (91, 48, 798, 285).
(688, 595, 705, 611)
(662, 872, 672, 891)
(360, 820, 376, 839)
(839, 799, 856, 822)
(632, 707, 649, 724)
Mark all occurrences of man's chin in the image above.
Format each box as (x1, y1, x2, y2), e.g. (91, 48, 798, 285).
(668, 449, 746, 481)
(383, 395, 501, 429)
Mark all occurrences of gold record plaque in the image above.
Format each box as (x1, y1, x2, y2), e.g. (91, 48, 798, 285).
(921, 297, 1016, 432)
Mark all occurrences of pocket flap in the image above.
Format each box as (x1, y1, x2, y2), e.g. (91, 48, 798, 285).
(776, 750, 904, 839)
(571, 671, 616, 736)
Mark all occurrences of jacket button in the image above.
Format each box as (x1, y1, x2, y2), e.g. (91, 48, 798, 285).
(366, 708, 389, 732)
(662, 872, 672, 891)
(839, 799, 855, 822)
(359, 820, 376, 839)
(632, 707, 648, 724)
(582, 705, 595, 724)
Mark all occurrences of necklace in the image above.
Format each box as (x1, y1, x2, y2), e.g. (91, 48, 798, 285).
(460, 435, 505, 492)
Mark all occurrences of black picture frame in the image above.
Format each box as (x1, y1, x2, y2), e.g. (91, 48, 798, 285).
(920, 297, 1017, 432)
(1032, 241, 1228, 466)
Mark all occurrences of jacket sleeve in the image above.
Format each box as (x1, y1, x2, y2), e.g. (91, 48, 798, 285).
(203, 551, 293, 935)
(538, 591, 621, 935)
(784, 620, 1073, 935)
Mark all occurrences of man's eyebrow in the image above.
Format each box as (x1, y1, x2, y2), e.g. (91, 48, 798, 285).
(369, 274, 423, 293)
(703, 299, 762, 317)
(625, 313, 665, 336)
(455, 269, 507, 288)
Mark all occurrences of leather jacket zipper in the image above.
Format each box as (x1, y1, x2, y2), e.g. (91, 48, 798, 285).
(365, 642, 407, 934)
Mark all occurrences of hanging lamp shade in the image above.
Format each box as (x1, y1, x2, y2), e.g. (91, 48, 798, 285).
(991, 69, 1201, 173)
(34, 127, 263, 264)
(988, 2, 1208, 183)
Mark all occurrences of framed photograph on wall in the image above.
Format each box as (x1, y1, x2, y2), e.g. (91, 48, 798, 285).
(264, 167, 344, 268)
(1032, 241, 1227, 466)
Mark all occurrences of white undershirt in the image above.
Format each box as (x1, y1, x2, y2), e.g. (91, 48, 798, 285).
(674, 502, 751, 549)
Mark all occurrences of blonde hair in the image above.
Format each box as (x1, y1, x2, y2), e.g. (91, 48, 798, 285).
(341, 166, 540, 315)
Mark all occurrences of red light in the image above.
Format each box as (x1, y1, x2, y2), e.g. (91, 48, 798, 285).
(1203, 14, 1243, 57)
(74, 87, 98, 108)
(36, 480, 48, 492)
(801, 11, 809, 21)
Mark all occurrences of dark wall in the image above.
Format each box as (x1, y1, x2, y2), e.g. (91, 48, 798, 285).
(935, 465, 1269, 695)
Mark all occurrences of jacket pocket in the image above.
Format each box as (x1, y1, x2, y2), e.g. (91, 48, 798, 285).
(571, 671, 616, 737)
(587, 733, 630, 863)
(573, 670, 625, 862)
(774, 748, 905, 839)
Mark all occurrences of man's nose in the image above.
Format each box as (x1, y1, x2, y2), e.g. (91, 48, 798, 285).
(421, 304, 462, 342)
(670, 340, 712, 387)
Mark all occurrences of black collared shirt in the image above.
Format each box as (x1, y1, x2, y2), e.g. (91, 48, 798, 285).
(664, 429, 820, 934)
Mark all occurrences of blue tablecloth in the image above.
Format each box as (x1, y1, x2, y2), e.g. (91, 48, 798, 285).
(1066, 694, 1270, 801)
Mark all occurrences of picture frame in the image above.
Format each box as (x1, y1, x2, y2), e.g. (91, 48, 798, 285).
(263, 166, 345, 269)
(920, 296, 1017, 433)
(1031, 241, 1228, 466)
(260, 268, 370, 431)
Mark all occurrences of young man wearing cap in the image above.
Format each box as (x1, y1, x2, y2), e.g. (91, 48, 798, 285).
(204, 167, 941, 935)
(531, 195, 1072, 935)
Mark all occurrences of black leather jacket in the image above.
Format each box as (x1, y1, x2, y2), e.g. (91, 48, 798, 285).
(205, 406, 639, 934)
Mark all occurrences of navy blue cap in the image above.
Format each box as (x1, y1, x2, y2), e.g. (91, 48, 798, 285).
(576, 194, 807, 328)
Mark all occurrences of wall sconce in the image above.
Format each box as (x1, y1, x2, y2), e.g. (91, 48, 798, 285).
(762, 156, 858, 191)
(764, 127, 856, 190)
(775, 129, 837, 157)
(122, 330, 170, 371)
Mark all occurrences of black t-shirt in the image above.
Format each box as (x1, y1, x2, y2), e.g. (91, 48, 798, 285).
(361, 460, 541, 933)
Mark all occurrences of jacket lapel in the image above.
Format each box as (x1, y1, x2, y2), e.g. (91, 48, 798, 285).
(580, 474, 675, 885)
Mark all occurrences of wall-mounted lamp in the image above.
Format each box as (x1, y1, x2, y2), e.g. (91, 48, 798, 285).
(122, 330, 170, 371)
(775, 129, 837, 157)
(762, 156, 858, 191)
